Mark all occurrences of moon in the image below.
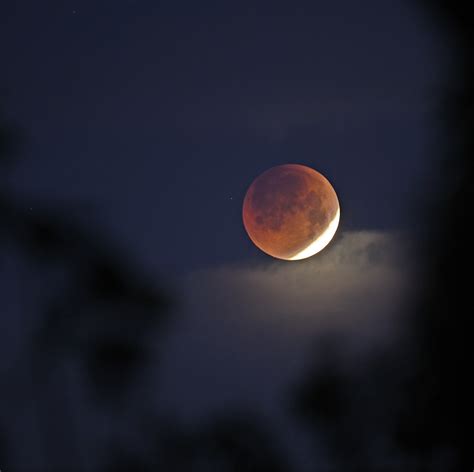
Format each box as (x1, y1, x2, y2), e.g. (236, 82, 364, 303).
(242, 164, 340, 260)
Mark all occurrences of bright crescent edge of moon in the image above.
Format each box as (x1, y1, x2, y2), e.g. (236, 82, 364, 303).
(288, 207, 340, 261)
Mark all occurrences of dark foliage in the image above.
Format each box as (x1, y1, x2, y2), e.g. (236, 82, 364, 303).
(0, 111, 287, 470)
(292, 1, 474, 470)
(1, 1, 473, 470)
(104, 415, 291, 472)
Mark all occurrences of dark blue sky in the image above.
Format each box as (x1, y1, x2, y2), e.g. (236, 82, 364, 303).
(1, 0, 445, 276)
(1, 2, 453, 470)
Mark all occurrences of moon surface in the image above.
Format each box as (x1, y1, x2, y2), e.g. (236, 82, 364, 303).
(242, 164, 340, 260)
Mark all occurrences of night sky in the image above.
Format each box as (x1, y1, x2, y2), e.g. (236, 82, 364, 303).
(2, 1, 444, 273)
(1, 1, 455, 470)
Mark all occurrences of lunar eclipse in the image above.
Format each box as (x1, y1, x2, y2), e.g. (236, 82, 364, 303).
(242, 164, 340, 260)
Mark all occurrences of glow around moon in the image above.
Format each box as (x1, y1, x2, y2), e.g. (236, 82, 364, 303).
(242, 164, 340, 260)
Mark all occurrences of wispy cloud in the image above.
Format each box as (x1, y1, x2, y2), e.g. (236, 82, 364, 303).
(157, 231, 415, 418)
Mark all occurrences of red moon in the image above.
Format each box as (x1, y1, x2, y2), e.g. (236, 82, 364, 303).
(242, 164, 340, 260)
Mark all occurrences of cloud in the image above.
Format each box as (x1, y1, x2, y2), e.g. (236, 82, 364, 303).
(156, 231, 415, 420)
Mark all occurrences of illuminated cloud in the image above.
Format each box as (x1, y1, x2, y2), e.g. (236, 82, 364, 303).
(158, 231, 415, 418)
